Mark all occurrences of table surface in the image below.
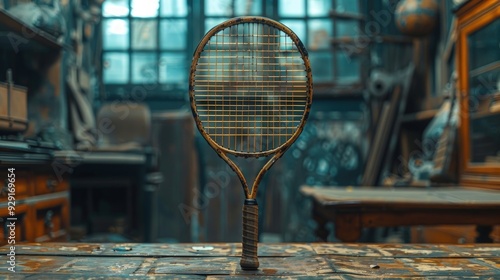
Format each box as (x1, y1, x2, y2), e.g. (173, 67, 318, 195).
(300, 186, 500, 208)
(0, 242, 499, 278)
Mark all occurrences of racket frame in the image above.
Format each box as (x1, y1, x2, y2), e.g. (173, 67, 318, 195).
(189, 16, 313, 200)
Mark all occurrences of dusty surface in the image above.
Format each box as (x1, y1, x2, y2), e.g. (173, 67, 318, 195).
(0, 242, 498, 278)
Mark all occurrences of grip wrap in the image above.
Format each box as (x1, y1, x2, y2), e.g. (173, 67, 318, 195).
(240, 199, 259, 270)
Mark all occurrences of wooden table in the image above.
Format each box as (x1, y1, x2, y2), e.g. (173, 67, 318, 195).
(300, 186, 500, 243)
(0, 242, 499, 278)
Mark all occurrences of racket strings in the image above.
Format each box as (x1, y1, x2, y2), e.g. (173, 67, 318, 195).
(194, 22, 308, 154)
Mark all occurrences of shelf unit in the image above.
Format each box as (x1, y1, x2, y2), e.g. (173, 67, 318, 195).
(0, 9, 62, 51)
(0, 7, 69, 244)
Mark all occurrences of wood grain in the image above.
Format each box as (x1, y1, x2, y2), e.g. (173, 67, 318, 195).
(0, 242, 498, 278)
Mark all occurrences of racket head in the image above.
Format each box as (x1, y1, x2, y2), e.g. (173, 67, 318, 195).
(189, 16, 313, 157)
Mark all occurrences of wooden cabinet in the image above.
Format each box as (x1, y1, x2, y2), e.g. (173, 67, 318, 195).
(33, 197, 69, 242)
(401, 0, 500, 244)
(457, 0, 500, 189)
(0, 152, 70, 246)
(411, 0, 500, 244)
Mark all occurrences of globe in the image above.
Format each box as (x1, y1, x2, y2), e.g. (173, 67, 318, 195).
(395, 0, 439, 37)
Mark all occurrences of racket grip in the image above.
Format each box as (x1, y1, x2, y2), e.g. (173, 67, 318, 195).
(240, 199, 259, 270)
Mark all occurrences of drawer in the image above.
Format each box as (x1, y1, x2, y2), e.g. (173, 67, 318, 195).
(0, 203, 29, 245)
(34, 198, 69, 242)
(34, 174, 68, 195)
(0, 171, 30, 202)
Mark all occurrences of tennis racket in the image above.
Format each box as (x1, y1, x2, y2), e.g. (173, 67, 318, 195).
(189, 16, 313, 270)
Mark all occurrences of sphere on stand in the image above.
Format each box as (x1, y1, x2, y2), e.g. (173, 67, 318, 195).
(395, 0, 439, 37)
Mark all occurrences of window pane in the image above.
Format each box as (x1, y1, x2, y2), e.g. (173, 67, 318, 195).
(335, 53, 360, 83)
(160, 0, 187, 16)
(159, 53, 187, 84)
(279, 0, 305, 17)
(103, 52, 129, 83)
(469, 112, 500, 163)
(131, 0, 159, 17)
(205, 18, 229, 33)
(308, 19, 332, 50)
(132, 53, 158, 83)
(469, 68, 499, 97)
(310, 52, 333, 82)
(308, 0, 331, 17)
(132, 20, 158, 50)
(234, 0, 262, 15)
(281, 20, 306, 42)
(336, 0, 359, 13)
(160, 19, 187, 50)
(205, 0, 262, 16)
(205, 0, 232, 16)
(336, 20, 359, 37)
(468, 19, 500, 70)
(103, 0, 129, 17)
(103, 19, 129, 50)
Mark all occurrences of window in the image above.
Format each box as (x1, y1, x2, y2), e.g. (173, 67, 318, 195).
(101, 0, 364, 100)
(102, 0, 190, 99)
(277, 0, 362, 85)
(204, 0, 263, 32)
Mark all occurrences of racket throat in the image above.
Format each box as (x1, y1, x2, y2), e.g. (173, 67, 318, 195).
(244, 198, 258, 206)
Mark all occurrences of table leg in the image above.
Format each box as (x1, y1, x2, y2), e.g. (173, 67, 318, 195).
(476, 225, 493, 243)
(313, 209, 329, 242)
(334, 213, 362, 242)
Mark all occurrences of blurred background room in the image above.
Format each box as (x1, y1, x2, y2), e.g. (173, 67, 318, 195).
(0, 0, 499, 245)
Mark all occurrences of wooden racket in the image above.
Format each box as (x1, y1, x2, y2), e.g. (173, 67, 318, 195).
(189, 16, 313, 270)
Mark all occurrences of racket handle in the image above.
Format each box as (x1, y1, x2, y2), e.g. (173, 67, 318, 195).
(240, 199, 259, 270)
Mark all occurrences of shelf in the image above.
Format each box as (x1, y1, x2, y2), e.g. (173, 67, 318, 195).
(0, 139, 63, 164)
(401, 109, 439, 123)
(313, 83, 365, 98)
(329, 9, 366, 21)
(470, 109, 500, 120)
(314, 92, 365, 99)
(0, 9, 62, 52)
(53, 150, 147, 165)
(331, 35, 414, 46)
(0, 139, 29, 151)
(0, 151, 51, 165)
(330, 35, 414, 54)
(469, 61, 500, 78)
